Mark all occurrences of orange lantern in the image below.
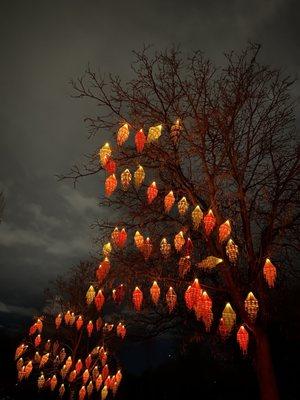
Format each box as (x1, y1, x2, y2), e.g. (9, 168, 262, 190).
(203, 209, 216, 236)
(142, 237, 153, 260)
(76, 316, 83, 331)
(94, 290, 105, 311)
(76, 359, 83, 374)
(166, 287, 177, 313)
(147, 181, 158, 203)
(116, 369, 122, 384)
(85, 354, 92, 369)
(147, 125, 162, 142)
(192, 205, 203, 229)
(87, 381, 93, 397)
(164, 190, 175, 213)
(18, 366, 25, 381)
(121, 169, 132, 190)
(178, 256, 191, 277)
(244, 292, 259, 322)
(36, 318, 43, 333)
(65, 355, 72, 370)
(219, 220, 231, 243)
(83, 369, 90, 385)
(37, 372, 45, 389)
(226, 239, 239, 264)
(50, 375, 57, 391)
(170, 119, 182, 145)
(134, 231, 144, 249)
(79, 385, 86, 400)
(15, 343, 27, 360)
(59, 384, 65, 398)
(69, 370, 77, 382)
(92, 366, 100, 380)
(198, 256, 223, 270)
(117, 123, 129, 146)
(178, 196, 189, 216)
(174, 231, 185, 252)
(99, 143, 111, 167)
(185, 286, 194, 310)
(134, 165, 145, 187)
(190, 278, 202, 306)
(96, 257, 111, 282)
(222, 303, 236, 333)
(29, 322, 37, 336)
(64, 310, 71, 325)
(237, 325, 249, 355)
(24, 360, 33, 378)
(39, 353, 49, 368)
(111, 227, 119, 246)
(132, 287, 143, 312)
(102, 364, 109, 381)
(135, 129, 146, 153)
(34, 334, 41, 347)
(70, 312, 76, 326)
(101, 385, 108, 400)
(95, 374, 103, 391)
(117, 323, 126, 339)
(160, 237, 171, 258)
(150, 281, 161, 305)
(263, 258, 277, 288)
(105, 174, 117, 196)
(87, 321, 94, 337)
(117, 228, 127, 248)
(86, 285, 96, 305)
(104, 157, 116, 174)
(55, 314, 62, 329)
(16, 358, 24, 371)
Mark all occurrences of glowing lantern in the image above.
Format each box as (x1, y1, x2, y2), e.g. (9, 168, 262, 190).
(170, 119, 182, 145)
(117, 123, 129, 146)
(96, 374, 103, 391)
(102, 364, 109, 381)
(87, 321, 94, 337)
(96, 257, 111, 282)
(70, 312, 76, 326)
(237, 325, 249, 355)
(178, 196, 189, 216)
(34, 351, 41, 363)
(150, 281, 161, 305)
(134, 165, 145, 187)
(87, 381, 94, 397)
(105, 174, 117, 196)
(104, 157, 116, 174)
(83, 369, 90, 385)
(185, 286, 194, 310)
(23, 361, 32, 378)
(86, 285, 96, 305)
(16, 358, 24, 371)
(166, 287, 177, 313)
(104, 376, 111, 389)
(99, 143, 111, 167)
(68, 369, 77, 382)
(147, 181, 158, 203)
(101, 385, 108, 400)
(244, 292, 259, 322)
(198, 256, 223, 270)
(15, 343, 27, 360)
(118, 323, 127, 339)
(132, 287, 143, 311)
(102, 242, 112, 257)
(76, 359, 83, 374)
(76, 315, 83, 330)
(92, 366, 100, 380)
(160, 237, 171, 258)
(37, 372, 45, 389)
(39, 353, 49, 368)
(183, 237, 193, 256)
(263, 258, 277, 288)
(112, 382, 118, 396)
(61, 365, 68, 379)
(64, 310, 71, 325)
(60, 349, 67, 363)
(190, 279, 202, 305)
(111, 227, 119, 246)
(218, 317, 228, 339)
(135, 129, 146, 153)
(202, 291, 213, 331)
(35, 334, 41, 347)
(114, 284, 125, 304)
(44, 339, 51, 351)
(79, 386, 86, 400)
(85, 354, 92, 369)
(178, 256, 191, 277)
(50, 375, 57, 391)
(117, 228, 127, 248)
(192, 205, 203, 229)
(164, 191, 175, 212)
(29, 323, 37, 336)
(18, 366, 26, 381)
(226, 239, 239, 264)
(36, 318, 43, 333)
(134, 231, 144, 249)
(121, 169, 132, 190)
(116, 369, 122, 385)
(219, 220, 231, 243)
(147, 124, 162, 142)
(142, 237, 152, 260)
(55, 314, 62, 329)
(174, 231, 185, 252)
(59, 384, 65, 398)
(222, 303, 236, 333)
(203, 209, 216, 236)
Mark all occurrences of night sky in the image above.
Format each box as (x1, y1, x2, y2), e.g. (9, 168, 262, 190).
(0, 0, 299, 332)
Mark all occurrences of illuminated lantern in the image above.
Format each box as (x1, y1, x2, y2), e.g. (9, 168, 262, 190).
(135, 129, 146, 153)
(37, 372, 45, 389)
(178, 256, 191, 277)
(104, 157, 116, 174)
(132, 287, 143, 311)
(39, 353, 49, 368)
(85, 354, 92, 369)
(105, 174, 117, 196)
(24, 361, 33, 378)
(192, 205, 203, 229)
(222, 303, 236, 333)
(117, 228, 127, 248)
(117, 323, 126, 339)
(76, 359, 83, 374)
(102, 364, 109, 381)
(29, 323, 37, 335)
(104, 376, 111, 389)
(60, 349, 67, 363)
(61, 365, 68, 379)
(150, 281, 161, 305)
(50, 375, 57, 391)
(36, 318, 43, 333)
(116, 370, 122, 385)
(83, 369, 90, 385)
(44, 339, 51, 351)
(263, 258, 277, 288)
(16, 358, 24, 371)
(111, 227, 119, 246)
(183, 237, 193, 256)
(34, 351, 41, 363)
(59, 384, 65, 398)
(79, 386, 86, 400)
(76, 316, 84, 330)
(96, 257, 111, 282)
(117, 123, 129, 146)
(166, 287, 177, 313)
(219, 220, 231, 243)
(147, 181, 158, 203)
(160, 237, 171, 258)
(170, 119, 182, 145)
(87, 321, 94, 337)
(184, 286, 193, 310)
(18, 366, 26, 381)
(147, 124, 162, 142)
(86, 285, 96, 305)
(178, 196, 189, 216)
(69, 369, 77, 383)
(101, 385, 108, 400)
(99, 143, 111, 166)
(102, 242, 112, 257)
(55, 314, 62, 329)
(198, 256, 223, 270)
(203, 209, 216, 236)
(134, 231, 144, 249)
(64, 310, 71, 325)
(96, 374, 103, 391)
(244, 292, 259, 322)
(174, 231, 185, 251)
(35, 334, 41, 347)
(237, 325, 249, 355)
(226, 239, 239, 264)
(70, 312, 76, 326)
(218, 318, 228, 340)
(202, 291, 213, 331)
(87, 381, 94, 397)
(164, 191, 175, 212)
(92, 366, 100, 380)
(15, 343, 27, 360)
(190, 278, 202, 306)
(121, 169, 132, 190)
(112, 382, 118, 396)
(114, 284, 125, 304)
(134, 165, 145, 187)
(142, 237, 152, 260)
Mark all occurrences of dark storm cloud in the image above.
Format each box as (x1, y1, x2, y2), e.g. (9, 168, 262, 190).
(0, 0, 299, 321)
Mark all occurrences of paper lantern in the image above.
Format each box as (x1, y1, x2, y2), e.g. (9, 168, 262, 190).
(160, 237, 171, 258)
(116, 370, 122, 384)
(111, 227, 119, 246)
(184, 286, 194, 310)
(37, 373, 45, 389)
(166, 287, 177, 313)
(95, 374, 103, 391)
(101, 385, 108, 400)
(60, 349, 67, 363)
(36, 318, 43, 333)
(83, 369, 90, 385)
(117, 323, 126, 339)
(134, 165, 145, 187)
(263, 258, 277, 288)
(219, 220, 231, 243)
(222, 303, 236, 333)
(34, 351, 41, 363)
(202, 291, 213, 331)
(105, 174, 117, 196)
(61, 365, 68, 379)
(164, 190, 175, 212)
(79, 386, 86, 400)
(50, 375, 57, 391)
(183, 237, 193, 256)
(134, 231, 144, 249)
(135, 129, 146, 153)
(117, 123, 129, 146)
(121, 169, 132, 190)
(191, 206, 202, 230)
(96, 257, 111, 282)
(85, 354, 92, 369)
(103, 242, 112, 257)
(132, 287, 143, 311)
(16, 357, 24, 371)
(35, 334, 41, 347)
(244, 292, 259, 322)
(147, 181, 158, 203)
(99, 143, 111, 167)
(64, 310, 71, 325)
(59, 384, 65, 398)
(68, 369, 76, 383)
(150, 281, 161, 305)
(15, 343, 27, 360)
(18, 366, 26, 381)
(226, 239, 239, 264)
(198, 256, 223, 270)
(112, 381, 119, 396)
(190, 279, 202, 305)
(142, 237, 152, 260)
(87, 381, 94, 397)
(218, 318, 228, 340)
(55, 314, 62, 329)
(94, 290, 105, 311)
(147, 125, 162, 142)
(178, 196, 189, 216)
(75, 359, 83, 374)
(104, 157, 116, 174)
(174, 231, 185, 252)
(86, 285, 96, 305)
(102, 365, 109, 381)
(92, 366, 100, 380)
(29, 323, 37, 336)
(178, 256, 191, 277)
(170, 119, 182, 145)
(39, 353, 49, 368)
(65, 355, 72, 371)
(203, 209, 216, 236)
(203, 310, 213, 332)
(70, 312, 76, 326)
(75, 316, 83, 331)
(24, 361, 33, 378)
(237, 325, 249, 355)
(114, 284, 125, 304)
(117, 228, 127, 248)
(87, 321, 94, 337)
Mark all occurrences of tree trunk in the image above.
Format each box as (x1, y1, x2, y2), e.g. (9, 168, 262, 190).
(255, 328, 279, 400)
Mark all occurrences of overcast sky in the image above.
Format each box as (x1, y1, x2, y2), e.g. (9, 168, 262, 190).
(0, 0, 299, 325)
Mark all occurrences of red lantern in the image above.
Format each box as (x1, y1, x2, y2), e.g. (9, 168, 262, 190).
(94, 290, 105, 311)
(117, 228, 127, 248)
(96, 258, 110, 282)
(142, 237, 153, 260)
(164, 191, 175, 213)
(85, 354, 92, 369)
(183, 237, 193, 256)
(150, 281, 160, 305)
(29, 323, 37, 336)
(34, 334, 41, 347)
(111, 227, 119, 246)
(87, 321, 94, 337)
(132, 287, 143, 312)
(102, 364, 109, 381)
(76, 359, 83, 374)
(203, 209, 216, 236)
(135, 129, 146, 153)
(219, 220, 231, 243)
(79, 385, 86, 400)
(104, 157, 116, 174)
(218, 318, 228, 340)
(263, 258, 277, 288)
(117, 323, 126, 339)
(166, 287, 177, 313)
(178, 256, 191, 277)
(190, 278, 202, 306)
(36, 318, 43, 333)
(114, 284, 125, 304)
(55, 314, 62, 329)
(147, 182, 158, 204)
(174, 231, 185, 252)
(236, 325, 249, 355)
(105, 174, 117, 197)
(184, 286, 194, 310)
(76, 316, 83, 331)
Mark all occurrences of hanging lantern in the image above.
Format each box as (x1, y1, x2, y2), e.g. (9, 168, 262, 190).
(190, 278, 202, 306)
(132, 287, 143, 312)
(39, 354, 49, 369)
(86, 285, 96, 305)
(85, 354, 92, 369)
(76, 359, 83, 374)
(117, 323, 126, 339)
(218, 318, 228, 340)
(55, 314, 62, 329)
(116, 370, 122, 385)
(87, 321, 94, 337)
(18, 366, 25, 381)
(104, 157, 116, 174)
(37, 372, 45, 389)
(34, 351, 41, 364)
(201, 291, 213, 331)
(170, 119, 182, 145)
(15, 343, 27, 360)
(60, 348, 67, 364)
(164, 191, 175, 213)
(244, 292, 259, 322)
(99, 143, 111, 167)
(102, 364, 109, 381)
(134, 165, 145, 188)
(114, 284, 125, 304)
(105, 174, 117, 197)
(117, 123, 129, 146)
(203, 209, 216, 236)
(121, 169, 132, 190)
(65, 356, 72, 371)
(150, 281, 160, 305)
(174, 231, 185, 252)
(198, 256, 223, 270)
(95, 374, 103, 391)
(237, 325, 249, 355)
(117, 228, 127, 248)
(219, 220, 231, 243)
(263, 258, 277, 288)
(134, 231, 144, 249)
(185, 286, 194, 310)
(142, 237, 152, 260)
(79, 386, 86, 400)
(111, 227, 119, 247)
(183, 237, 193, 256)
(29, 323, 37, 336)
(192, 205, 203, 230)
(222, 303, 236, 333)
(178, 196, 189, 216)
(16, 358, 24, 371)
(61, 365, 68, 379)
(83, 369, 90, 385)
(147, 125, 162, 143)
(101, 385, 108, 400)
(102, 242, 112, 257)
(112, 381, 118, 396)
(178, 256, 191, 277)
(147, 181, 158, 204)
(70, 312, 76, 326)
(64, 310, 71, 325)
(34, 334, 41, 347)
(69, 370, 77, 382)
(59, 384, 65, 398)
(166, 287, 177, 313)
(226, 239, 239, 264)
(96, 257, 111, 282)
(94, 290, 105, 311)
(36, 318, 43, 333)
(24, 361, 33, 378)
(87, 381, 94, 397)
(160, 237, 171, 258)
(50, 375, 57, 391)
(135, 129, 146, 153)
(92, 366, 99, 380)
